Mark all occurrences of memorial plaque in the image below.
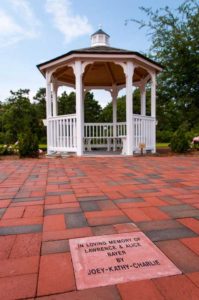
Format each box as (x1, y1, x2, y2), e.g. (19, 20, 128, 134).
(69, 232, 181, 290)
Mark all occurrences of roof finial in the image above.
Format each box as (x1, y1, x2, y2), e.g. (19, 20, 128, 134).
(99, 23, 102, 30)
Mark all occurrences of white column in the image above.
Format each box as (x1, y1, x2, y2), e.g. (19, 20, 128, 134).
(52, 83, 58, 117)
(125, 61, 134, 155)
(46, 72, 52, 118)
(140, 85, 146, 116)
(46, 72, 52, 154)
(151, 73, 156, 118)
(74, 61, 84, 156)
(83, 88, 88, 124)
(82, 86, 85, 140)
(151, 72, 156, 153)
(112, 86, 118, 138)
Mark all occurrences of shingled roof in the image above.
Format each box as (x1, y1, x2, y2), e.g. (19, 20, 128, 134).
(37, 45, 163, 69)
(91, 29, 110, 37)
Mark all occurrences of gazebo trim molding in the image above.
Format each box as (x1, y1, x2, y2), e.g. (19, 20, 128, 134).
(37, 50, 163, 75)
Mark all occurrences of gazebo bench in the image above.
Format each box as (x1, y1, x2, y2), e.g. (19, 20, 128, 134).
(84, 137, 122, 152)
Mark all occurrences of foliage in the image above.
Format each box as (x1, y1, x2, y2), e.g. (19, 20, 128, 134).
(58, 91, 102, 122)
(33, 87, 47, 141)
(156, 130, 173, 143)
(170, 124, 190, 153)
(99, 96, 125, 122)
(128, 0, 199, 133)
(99, 89, 151, 122)
(18, 131, 39, 157)
(2, 89, 40, 144)
(0, 143, 18, 155)
(0, 133, 5, 144)
(33, 88, 46, 119)
(84, 92, 102, 122)
(192, 140, 199, 150)
(58, 91, 76, 115)
(0, 89, 103, 153)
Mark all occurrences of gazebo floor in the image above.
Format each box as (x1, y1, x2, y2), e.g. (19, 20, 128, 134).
(0, 156, 199, 299)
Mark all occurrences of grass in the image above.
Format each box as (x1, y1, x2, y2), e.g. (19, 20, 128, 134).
(39, 143, 170, 150)
(38, 143, 170, 150)
(1, 143, 169, 152)
(1, 143, 169, 149)
(156, 143, 169, 148)
(39, 144, 47, 151)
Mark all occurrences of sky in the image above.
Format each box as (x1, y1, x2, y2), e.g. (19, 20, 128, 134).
(0, 0, 184, 107)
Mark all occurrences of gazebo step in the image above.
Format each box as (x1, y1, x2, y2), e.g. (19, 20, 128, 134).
(46, 151, 77, 158)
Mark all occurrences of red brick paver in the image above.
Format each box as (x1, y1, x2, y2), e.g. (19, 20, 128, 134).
(37, 253, 75, 296)
(118, 279, 164, 300)
(153, 274, 199, 300)
(0, 156, 199, 299)
(0, 274, 37, 299)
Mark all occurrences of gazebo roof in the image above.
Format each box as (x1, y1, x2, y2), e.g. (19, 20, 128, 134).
(37, 45, 162, 70)
(37, 29, 163, 88)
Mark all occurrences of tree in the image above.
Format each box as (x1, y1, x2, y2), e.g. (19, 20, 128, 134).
(58, 91, 102, 122)
(33, 88, 46, 120)
(84, 92, 102, 122)
(3, 89, 40, 143)
(99, 96, 126, 123)
(0, 102, 5, 143)
(58, 91, 76, 115)
(127, 0, 199, 132)
(33, 88, 47, 143)
(99, 89, 151, 122)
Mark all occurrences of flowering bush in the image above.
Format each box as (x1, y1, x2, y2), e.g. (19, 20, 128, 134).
(0, 143, 19, 155)
(0, 142, 43, 157)
(192, 136, 199, 149)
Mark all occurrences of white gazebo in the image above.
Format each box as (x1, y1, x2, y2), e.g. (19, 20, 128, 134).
(37, 29, 162, 156)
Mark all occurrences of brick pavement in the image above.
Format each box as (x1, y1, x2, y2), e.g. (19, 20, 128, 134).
(0, 156, 199, 299)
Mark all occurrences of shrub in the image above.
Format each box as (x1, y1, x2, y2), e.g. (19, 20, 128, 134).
(170, 125, 190, 153)
(39, 136, 47, 144)
(4, 131, 13, 144)
(18, 131, 39, 157)
(156, 130, 173, 143)
(0, 132, 5, 144)
(0, 144, 18, 155)
(0, 145, 9, 155)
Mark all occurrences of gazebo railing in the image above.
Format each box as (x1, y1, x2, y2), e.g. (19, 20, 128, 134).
(84, 117, 155, 150)
(48, 114, 77, 152)
(116, 122, 126, 137)
(47, 114, 155, 152)
(84, 122, 124, 149)
(84, 122, 127, 138)
(84, 122, 114, 138)
(133, 115, 155, 150)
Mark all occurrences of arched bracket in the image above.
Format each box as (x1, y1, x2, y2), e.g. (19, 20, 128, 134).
(69, 61, 93, 78)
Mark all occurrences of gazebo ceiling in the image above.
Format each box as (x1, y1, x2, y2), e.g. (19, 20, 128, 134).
(53, 61, 150, 87)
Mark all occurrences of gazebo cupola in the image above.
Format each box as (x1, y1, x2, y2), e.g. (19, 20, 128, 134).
(91, 28, 110, 47)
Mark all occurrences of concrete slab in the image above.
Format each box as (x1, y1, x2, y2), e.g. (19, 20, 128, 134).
(69, 232, 181, 290)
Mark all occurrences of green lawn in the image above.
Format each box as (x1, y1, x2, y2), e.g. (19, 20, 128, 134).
(1, 143, 169, 151)
(39, 143, 170, 150)
(156, 143, 169, 148)
(39, 144, 47, 151)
